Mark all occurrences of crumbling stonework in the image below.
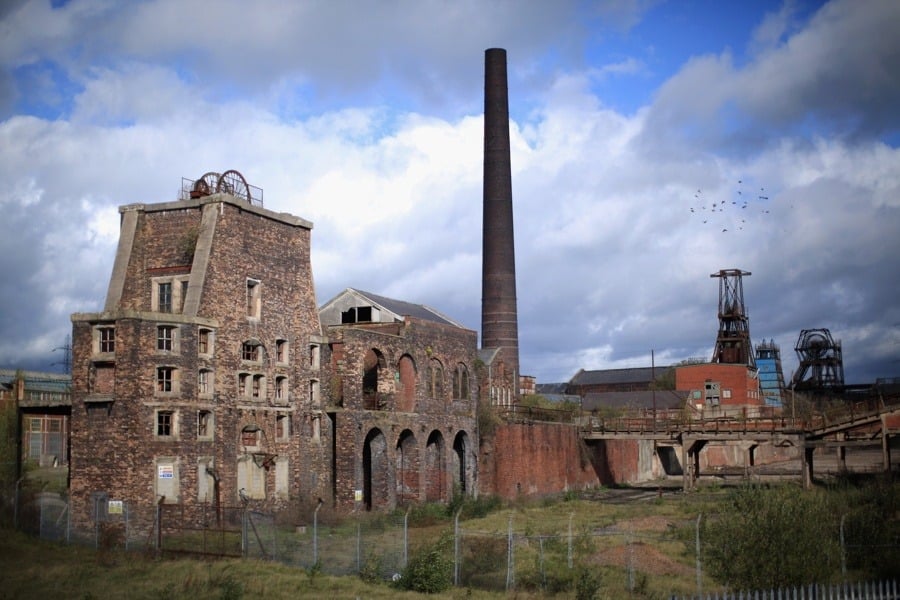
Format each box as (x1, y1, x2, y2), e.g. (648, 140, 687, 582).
(70, 189, 482, 535)
(323, 318, 479, 511)
(70, 194, 326, 533)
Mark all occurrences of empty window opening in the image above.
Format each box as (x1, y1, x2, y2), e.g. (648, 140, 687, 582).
(309, 344, 320, 369)
(157, 410, 174, 436)
(427, 359, 444, 400)
(453, 364, 470, 400)
(197, 410, 212, 439)
(198, 328, 213, 355)
(275, 339, 288, 363)
(238, 373, 249, 397)
(275, 376, 288, 402)
(341, 306, 375, 323)
(252, 374, 265, 399)
(246, 279, 261, 318)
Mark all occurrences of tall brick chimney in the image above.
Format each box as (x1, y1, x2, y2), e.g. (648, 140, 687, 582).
(481, 48, 520, 388)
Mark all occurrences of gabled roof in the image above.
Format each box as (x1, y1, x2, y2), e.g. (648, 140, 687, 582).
(319, 288, 465, 329)
(569, 366, 671, 386)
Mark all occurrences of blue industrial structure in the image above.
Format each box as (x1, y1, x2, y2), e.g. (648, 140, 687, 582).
(755, 339, 786, 408)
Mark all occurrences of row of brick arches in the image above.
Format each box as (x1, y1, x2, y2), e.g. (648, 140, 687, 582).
(362, 427, 471, 511)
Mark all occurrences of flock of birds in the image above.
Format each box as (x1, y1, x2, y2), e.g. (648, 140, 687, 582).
(689, 180, 772, 232)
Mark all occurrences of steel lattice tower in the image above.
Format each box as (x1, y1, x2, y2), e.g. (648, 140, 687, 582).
(710, 268, 756, 368)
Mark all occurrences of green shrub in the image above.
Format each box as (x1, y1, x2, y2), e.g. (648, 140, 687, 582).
(396, 534, 453, 593)
(702, 484, 840, 589)
(358, 551, 383, 584)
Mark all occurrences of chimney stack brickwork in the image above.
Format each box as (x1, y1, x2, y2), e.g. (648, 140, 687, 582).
(481, 48, 520, 398)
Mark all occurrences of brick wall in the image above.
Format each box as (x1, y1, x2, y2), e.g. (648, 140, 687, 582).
(479, 423, 600, 498)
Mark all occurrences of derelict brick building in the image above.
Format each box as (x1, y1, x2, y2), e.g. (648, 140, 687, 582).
(69, 183, 329, 530)
(320, 288, 478, 512)
(69, 176, 480, 530)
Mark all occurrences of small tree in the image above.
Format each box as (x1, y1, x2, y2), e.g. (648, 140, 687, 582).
(702, 484, 840, 589)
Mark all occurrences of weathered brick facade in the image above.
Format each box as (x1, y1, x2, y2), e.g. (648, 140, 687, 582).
(322, 317, 479, 511)
(70, 193, 327, 532)
(479, 423, 600, 497)
(69, 189, 483, 533)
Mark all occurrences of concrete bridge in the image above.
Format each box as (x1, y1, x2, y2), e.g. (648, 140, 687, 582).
(579, 403, 900, 489)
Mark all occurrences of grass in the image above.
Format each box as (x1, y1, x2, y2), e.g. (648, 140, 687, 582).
(7, 480, 892, 599)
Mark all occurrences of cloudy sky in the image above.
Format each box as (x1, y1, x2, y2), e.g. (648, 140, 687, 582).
(1, 0, 899, 385)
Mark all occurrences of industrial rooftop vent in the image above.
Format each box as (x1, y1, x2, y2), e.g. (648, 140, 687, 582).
(180, 169, 263, 207)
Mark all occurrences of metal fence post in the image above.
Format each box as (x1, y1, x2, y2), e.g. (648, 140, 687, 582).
(313, 497, 323, 566)
(506, 514, 514, 591)
(567, 512, 574, 569)
(356, 521, 361, 573)
(454, 509, 461, 586)
(695, 513, 702, 598)
(13, 477, 22, 530)
(403, 507, 410, 568)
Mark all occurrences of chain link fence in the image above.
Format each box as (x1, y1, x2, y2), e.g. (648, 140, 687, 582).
(4, 490, 899, 597)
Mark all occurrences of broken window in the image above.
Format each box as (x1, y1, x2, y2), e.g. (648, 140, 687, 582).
(156, 410, 175, 437)
(198, 369, 212, 396)
(157, 325, 176, 351)
(241, 341, 261, 362)
(251, 374, 265, 399)
(152, 276, 189, 313)
(98, 326, 115, 354)
(158, 282, 173, 313)
(197, 410, 212, 439)
(156, 367, 175, 393)
(238, 373, 250, 397)
(275, 376, 288, 402)
(705, 382, 721, 407)
(198, 328, 213, 355)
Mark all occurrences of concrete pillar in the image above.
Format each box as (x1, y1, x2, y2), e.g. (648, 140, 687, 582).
(681, 440, 690, 491)
(836, 432, 847, 473)
(802, 445, 815, 489)
(882, 415, 891, 476)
